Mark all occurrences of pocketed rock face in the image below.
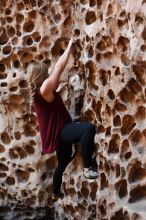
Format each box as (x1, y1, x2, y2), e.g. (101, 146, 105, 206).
(0, 0, 146, 220)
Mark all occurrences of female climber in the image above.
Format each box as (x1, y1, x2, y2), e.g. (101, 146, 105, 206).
(27, 38, 98, 203)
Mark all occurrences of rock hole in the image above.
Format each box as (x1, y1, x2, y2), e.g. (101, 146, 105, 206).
(99, 69, 108, 86)
(9, 86, 18, 92)
(133, 65, 145, 85)
(135, 15, 144, 25)
(81, 185, 89, 199)
(88, 45, 94, 58)
(113, 115, 121, 127)
(116, 164, 121, 178)
(80, 0, 88, 5)
(115, 179, 127, 198)
(9, 149, 18, 159)
(135, 106, 145, 120)
(90, 0, 96, 7)
(32, 32, 41, 42)
(120, 139, 129, 158)
(128, 161, 146, 183)
(97, 0, 102, 8)
(10, 94, 22, 104)
(100, 173, 109, 190)
(118, 19, 128, 28)
(140, 44, 146, 52)
(26, 37, 33, 46)
(130, 129, 144, 145)
(86, 60, 96, 75)
(13, 72, 16, 78)
(131, 213, 142, 220)
(121, 115, 136, 135)
(20, 51, 33, 63)
(96, 53, 101, 62)
(5, 9, 11, 15)
(74, 29, 80, 36)
(141, 26, 146, 40)
(23, 20, 35, 32)
(119, 10, 126, 18)
(3, 46, 12, 55)
(127, 77, 142, 94)
(86, 35, 90, 42)
(24, 125, 37, 137)
(51, 38, 69, 57)
(115, 66, 120, 75)
(0, 173, 7, 178)
(119, 87, 135, 103)
(6, 176, 15, 185)
(85, 11, 96, 25)
(97, 40, 106, 51)
(15, 147, 27, 159)
(83, 109, 95, 122)
(0, 163, 9, 171)
(13, 60, 20, 68)
(108, 134, 120, 153)
(1, 18, 6, 26)
(124, 152, 132, 160)
(103, 51, 113, 60)
(38, 54, 44, 61)
(17, 2, 24, 11)
(99, 204, 106, 217)
(0, 0, 7, 8)
(25, 145, 35, 155)
(107, 89, 115, 100)
(97, 124, 105, 133)
(64, 16, 72, 28)
(105, 126, 111, 136)
(107, 4, 113, 16)
(129, 185, 146, 203)
(54, 14, 61, 23)
(92, 100, 102, 123)
(28, 10, 37, 19)
(90, 182, 98, 201)
(117, 36, 129, 52)
(16, 169, 30, 183)
(16, 13, 24, 23)
(7, 26, 15, 38)
(0, 28, 9, 45)
(12, 37, 18, 45)
(1, 82, 7, 87)
(0, 144, 5, 153)
(19, 80, 27, 88)
(0, 63, 6, 72)
(14, 131, 21, 140)
(121, 54, 130, 66)
(6, 16, 13, 23)
(110, 209, 126, 220)
(114, 101, 127, 112)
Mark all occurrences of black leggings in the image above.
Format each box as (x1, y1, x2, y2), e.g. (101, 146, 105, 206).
(53, 121, 96, 195)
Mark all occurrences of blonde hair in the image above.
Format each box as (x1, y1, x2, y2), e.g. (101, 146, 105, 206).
(27, 62, 48, 90)
(26, 62, 48, 121)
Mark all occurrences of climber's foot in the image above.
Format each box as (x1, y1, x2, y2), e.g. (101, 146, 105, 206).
(83, 167, 99, 179)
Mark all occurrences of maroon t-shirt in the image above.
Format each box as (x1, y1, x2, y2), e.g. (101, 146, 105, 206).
(34, 89, 72, 154)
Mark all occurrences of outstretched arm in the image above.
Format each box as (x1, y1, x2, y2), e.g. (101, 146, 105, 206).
(40, 38, 73, 98)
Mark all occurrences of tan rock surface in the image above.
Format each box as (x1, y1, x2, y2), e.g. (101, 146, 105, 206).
(0, 0, 146, 219)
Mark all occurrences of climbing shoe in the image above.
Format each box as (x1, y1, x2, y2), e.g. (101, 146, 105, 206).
(83, 167, 99, 179)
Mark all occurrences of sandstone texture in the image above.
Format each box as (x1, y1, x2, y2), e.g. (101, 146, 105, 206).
(0, 0, 146, 220)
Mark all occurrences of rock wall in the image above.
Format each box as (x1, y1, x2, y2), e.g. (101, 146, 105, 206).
(0, 0, 146, 220)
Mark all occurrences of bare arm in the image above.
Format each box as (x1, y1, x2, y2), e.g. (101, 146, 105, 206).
(40, 39, 73, 99)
